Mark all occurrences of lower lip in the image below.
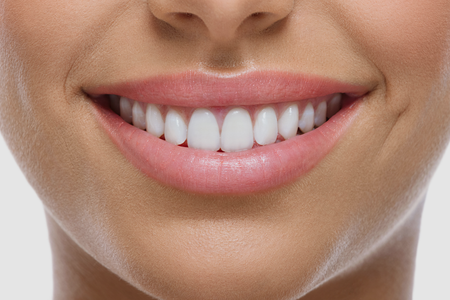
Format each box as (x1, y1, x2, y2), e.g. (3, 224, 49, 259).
(93, 97, 362, 194)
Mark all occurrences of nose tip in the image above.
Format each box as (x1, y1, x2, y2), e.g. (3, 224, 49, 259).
(149, 0, 294, 42)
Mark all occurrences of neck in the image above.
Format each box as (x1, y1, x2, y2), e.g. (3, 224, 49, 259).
(47, 202, 423, 300)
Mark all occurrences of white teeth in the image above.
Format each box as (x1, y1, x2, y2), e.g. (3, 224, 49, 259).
(187, 108, 220, 151)
(314, 101, 327, 127)
(164, 109, 187, 145)
(112, 93, 344, 151)
(278, 104, 299, 140)
(132, 102, 146, 130)
(119, 97, 133, 124)
(110, 95, 120, 115)
(221, 108, 253, 152)
(298, 103, 315, 133)
(327, 94, 342, 119)
(146, 104, 164, 137)
(254, 107, 278, 145)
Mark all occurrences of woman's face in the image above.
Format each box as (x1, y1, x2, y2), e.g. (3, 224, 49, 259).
(1, 0, 450, 299)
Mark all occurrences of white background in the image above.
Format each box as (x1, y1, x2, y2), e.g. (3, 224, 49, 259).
(0, 134, 449, 300)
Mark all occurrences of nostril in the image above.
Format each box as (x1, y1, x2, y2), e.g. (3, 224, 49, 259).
(250, 12, 265, 18)
(172, 12, 204, 26)
(171, 12, 200, 23)
(149, 0, 294, 42)
(179, 12, 194, 19)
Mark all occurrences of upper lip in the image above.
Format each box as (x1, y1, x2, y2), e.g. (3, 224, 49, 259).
(85, 70, 371, 107)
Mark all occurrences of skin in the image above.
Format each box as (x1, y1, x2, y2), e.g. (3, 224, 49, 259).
(1, 0, 450, 299)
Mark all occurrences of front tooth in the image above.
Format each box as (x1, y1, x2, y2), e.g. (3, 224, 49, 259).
(298, 103, 314, 133)
(278, 104, 299, 140)
(314, 101, 327, 127)
(187, 108, 220, 151)
(146, 104, 164, 137)
(327, 94, 342, 119)
(221, 108, 253, 152)
(119, 97, 133, 123)
(165, 109, 187, 145)
(132, 102, 146, 130)
(254, 107, 278, 145)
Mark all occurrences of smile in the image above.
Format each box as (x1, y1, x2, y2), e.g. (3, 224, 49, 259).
(88, 71, 369, 194)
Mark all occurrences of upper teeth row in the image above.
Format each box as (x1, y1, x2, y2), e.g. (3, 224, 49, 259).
(110, 94, 342, 152)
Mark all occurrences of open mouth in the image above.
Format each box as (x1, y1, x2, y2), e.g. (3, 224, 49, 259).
(109, 93, 343, 152)
(88, 71, 368, 194)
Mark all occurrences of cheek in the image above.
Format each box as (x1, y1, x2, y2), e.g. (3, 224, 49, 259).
(336, 0, 450, 75)
(332, 0, 450, 145)
(0, 0, 122, 73)
(0, 0, 129, 179)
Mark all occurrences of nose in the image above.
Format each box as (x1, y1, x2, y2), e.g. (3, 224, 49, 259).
(149, 0, 294, 42)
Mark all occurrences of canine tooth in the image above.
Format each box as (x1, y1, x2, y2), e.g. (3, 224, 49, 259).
(327, 94, 342, 119)
(278, 104, 299, 140)
(187, 108, 220, 151)
(165, 109, 187, 145)
(110, 95, 120, 115)
(132, 102, 146, 130)
(254, 107, 278, 145)
(119, 97, 133, 123)
(298, 103, 314, 133)
(221, 108, 253, 152)
(146, 104, 164, 137)
(314, 101, 327, 127)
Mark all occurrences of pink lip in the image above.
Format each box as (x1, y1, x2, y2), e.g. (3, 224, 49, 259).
(90, 71, 367, 194)
(87, 71, 368, 107)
